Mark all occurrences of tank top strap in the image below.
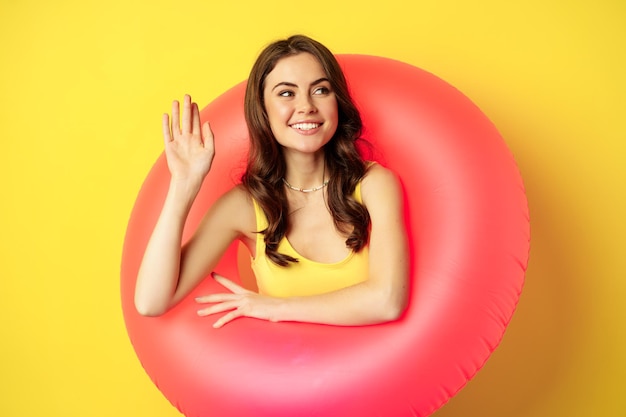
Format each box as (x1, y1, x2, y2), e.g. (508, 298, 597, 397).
(354, 179, 363, 204)
(252, 199, 268, 260)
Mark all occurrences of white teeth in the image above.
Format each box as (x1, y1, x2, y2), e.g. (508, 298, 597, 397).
(291, 123, 320, 131)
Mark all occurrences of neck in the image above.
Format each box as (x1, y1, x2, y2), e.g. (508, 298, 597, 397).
(283, 151, 327, 190)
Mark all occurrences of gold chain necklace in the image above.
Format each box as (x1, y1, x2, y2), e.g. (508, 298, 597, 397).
(282, 178, 329, 193)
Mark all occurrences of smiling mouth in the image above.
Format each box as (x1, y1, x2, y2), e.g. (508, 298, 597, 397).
(290, 122, 321, 131)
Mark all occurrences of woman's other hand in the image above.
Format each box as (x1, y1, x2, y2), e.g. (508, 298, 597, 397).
(195, 274, 284, 328)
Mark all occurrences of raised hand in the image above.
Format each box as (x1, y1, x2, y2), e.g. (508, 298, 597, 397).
(162, 94, 215, 183)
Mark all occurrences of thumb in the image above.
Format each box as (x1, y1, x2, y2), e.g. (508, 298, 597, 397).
(201, 121, 214, 148)
(212, 272, 247, 294)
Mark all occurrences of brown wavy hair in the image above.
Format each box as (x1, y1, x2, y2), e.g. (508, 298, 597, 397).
(242, 35, 370, 266)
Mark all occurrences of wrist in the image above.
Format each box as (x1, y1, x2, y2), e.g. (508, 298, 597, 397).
(272, 296, 297, 323)
(169, 175, 203, 196)
(163, 177, 203, 214)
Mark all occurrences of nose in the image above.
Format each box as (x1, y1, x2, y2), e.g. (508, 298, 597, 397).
(297, 94, 317, 114)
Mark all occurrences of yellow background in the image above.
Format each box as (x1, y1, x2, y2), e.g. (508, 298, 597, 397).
(1, 0, 624, 416)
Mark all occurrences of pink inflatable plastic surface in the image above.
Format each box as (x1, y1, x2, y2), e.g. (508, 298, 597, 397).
(121, 55, 530, 417)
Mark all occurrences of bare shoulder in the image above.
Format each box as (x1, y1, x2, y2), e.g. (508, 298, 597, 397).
(218, 184, 253, 206)
(205, 184, 255, 237)
(361, 163, 403, 207)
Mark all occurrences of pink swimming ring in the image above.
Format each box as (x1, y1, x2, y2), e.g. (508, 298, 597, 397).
(121, 55, 529, 417)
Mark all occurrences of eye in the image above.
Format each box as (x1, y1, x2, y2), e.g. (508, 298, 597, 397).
(279, 90, 294, 97)
(313, 86, 331, 95)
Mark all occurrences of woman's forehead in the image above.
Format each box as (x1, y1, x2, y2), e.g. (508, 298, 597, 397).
(265, 53, 327, 88)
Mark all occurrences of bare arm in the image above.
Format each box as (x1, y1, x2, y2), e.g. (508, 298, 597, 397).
(135, 95, 249, 316)
(197, 164, 410, 327)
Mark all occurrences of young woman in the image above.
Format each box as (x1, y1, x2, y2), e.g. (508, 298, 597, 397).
(134, 35, 409, 328)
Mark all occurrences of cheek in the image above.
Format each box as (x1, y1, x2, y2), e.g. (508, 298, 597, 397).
(326, 97, 338, 118)
(328, 102, 339, 129)
(265, 104, 291, 142)
(266, 101, 290, 126)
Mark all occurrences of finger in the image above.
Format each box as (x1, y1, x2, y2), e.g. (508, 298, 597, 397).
(171, 100, 181, 136)
(162, 113, 172, 143)
(213, 273, 248, 294)
(195, 293, 240, 303)
(182, 94, 192, 134)
(191, 102, 201, 137)
(197, 300, 241, 317)
(212, 310, 242, 328)
(202, 121, 214, 149)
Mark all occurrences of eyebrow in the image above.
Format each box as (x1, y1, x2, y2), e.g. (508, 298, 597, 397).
(271, 77, 330, 92)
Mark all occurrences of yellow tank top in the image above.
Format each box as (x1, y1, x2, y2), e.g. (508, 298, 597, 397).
(250, 182, 369, 298)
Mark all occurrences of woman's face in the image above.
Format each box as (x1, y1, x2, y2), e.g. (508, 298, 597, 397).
(263, 53, 338, 156)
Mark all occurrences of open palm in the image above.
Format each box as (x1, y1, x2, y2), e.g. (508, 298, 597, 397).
(162, 94, 214, 182)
